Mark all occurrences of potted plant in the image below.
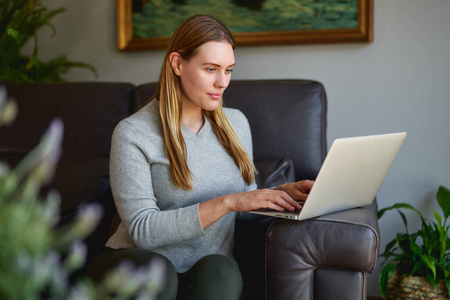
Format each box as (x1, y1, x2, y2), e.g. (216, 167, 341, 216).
(378, 185, 450, 299)
(0, 0, 96, 82)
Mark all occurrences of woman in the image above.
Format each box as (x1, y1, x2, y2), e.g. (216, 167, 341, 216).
(89, 15, 313, 299)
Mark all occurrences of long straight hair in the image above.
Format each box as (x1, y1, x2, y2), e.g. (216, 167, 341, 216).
(154, 15, 256, 190)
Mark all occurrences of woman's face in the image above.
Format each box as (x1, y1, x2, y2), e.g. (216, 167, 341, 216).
(173, 41, 235, 112)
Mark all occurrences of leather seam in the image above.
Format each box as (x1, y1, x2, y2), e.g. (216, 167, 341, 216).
(363, 271, 367, 299)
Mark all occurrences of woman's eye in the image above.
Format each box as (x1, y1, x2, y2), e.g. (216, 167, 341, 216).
(207, 68, 216, 72)
(226, 69, 233, 74)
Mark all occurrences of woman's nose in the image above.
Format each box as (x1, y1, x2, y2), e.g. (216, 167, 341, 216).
(215, 73, 229, 88)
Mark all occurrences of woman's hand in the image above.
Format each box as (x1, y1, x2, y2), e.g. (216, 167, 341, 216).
(199, 189, 300, 229)
(225, 189, 302, 213)
(273, 180, 314, 201)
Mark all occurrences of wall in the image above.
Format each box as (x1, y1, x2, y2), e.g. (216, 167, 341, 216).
(35, 0, 450, 296)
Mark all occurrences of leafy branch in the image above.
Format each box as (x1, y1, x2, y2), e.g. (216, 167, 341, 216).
(0, 0, 97, 82)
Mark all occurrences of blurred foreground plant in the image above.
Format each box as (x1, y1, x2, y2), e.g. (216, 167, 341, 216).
(0, 86, 164, 299)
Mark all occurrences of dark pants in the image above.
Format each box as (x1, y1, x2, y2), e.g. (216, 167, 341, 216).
(87, 248, 243, 300)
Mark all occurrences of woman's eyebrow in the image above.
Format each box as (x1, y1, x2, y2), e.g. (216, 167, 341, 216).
(203, 62, 236, 68)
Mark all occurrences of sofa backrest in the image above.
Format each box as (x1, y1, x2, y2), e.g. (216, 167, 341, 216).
(2, 80, 326, 209)
(133, 82, 157, 113)
(1, 80, 327, 274)
(1, 82, 133, 216)
(133, 80, 327, 181)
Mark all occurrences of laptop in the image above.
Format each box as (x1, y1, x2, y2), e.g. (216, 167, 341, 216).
(249, 132, 407, 221)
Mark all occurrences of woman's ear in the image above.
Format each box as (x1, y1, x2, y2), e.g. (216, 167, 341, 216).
(169, 52, 182, 76)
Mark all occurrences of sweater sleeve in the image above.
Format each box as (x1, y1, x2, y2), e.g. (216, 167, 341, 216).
(109, 120, 205, 250)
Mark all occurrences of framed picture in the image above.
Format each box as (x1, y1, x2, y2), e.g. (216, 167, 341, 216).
(117, 0, 373, 51)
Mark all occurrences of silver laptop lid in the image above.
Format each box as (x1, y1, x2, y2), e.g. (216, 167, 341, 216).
(297, 132, 407, 220)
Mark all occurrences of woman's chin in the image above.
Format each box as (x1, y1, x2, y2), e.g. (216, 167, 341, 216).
(203, 101, 221, 111)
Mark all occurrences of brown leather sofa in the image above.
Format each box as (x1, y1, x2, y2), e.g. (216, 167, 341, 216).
(1, 80, 379, 300)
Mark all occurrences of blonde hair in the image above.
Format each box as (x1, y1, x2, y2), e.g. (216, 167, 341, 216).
(155, 15, 255, 190)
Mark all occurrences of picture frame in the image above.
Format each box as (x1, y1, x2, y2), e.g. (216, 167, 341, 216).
(117, 0, 373, 51)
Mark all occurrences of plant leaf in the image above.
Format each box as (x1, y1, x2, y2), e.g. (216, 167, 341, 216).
(378, 203, 423, 220)
(421, 255, 437, 280)
(6, 28, 19, 41)
(440, 259, 450, 279)
(379, 263, 397, 299)
(426, 273, 439, 289)
(434, 211, 443, 227)
(409, 237, 422, 256)
(380, 239, 398, 259)
(437, 185, 450, 221)
(396, 210, 409, 233)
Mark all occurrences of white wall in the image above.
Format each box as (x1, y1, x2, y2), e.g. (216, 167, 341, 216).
(35, 0, 450, 296)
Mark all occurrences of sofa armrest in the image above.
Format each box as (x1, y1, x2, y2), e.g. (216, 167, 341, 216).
(266, 200, 380, 300)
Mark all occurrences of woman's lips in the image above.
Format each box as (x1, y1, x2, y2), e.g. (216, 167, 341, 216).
(208, 93, 222, 100)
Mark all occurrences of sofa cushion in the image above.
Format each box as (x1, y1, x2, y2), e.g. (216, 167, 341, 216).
(254, 158, 295, 189)
(51, 158, 110, 213)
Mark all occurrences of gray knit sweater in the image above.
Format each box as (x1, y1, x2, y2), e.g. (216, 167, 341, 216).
(106, 100, 257, 272)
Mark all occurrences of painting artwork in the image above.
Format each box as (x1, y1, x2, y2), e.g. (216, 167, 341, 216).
(117, 0, 373, 50)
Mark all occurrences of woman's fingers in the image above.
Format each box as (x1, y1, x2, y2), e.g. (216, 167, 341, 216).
(247, 189, 300, 212)
(300, 180, 314, 193)
(285, 180, 314, 201)
(273, 189, 302, 210)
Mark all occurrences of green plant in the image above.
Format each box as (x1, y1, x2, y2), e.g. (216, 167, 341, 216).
(378, 186, 450, 299)
(0, 86, 163, 299)
(0, 0, 97, 82)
